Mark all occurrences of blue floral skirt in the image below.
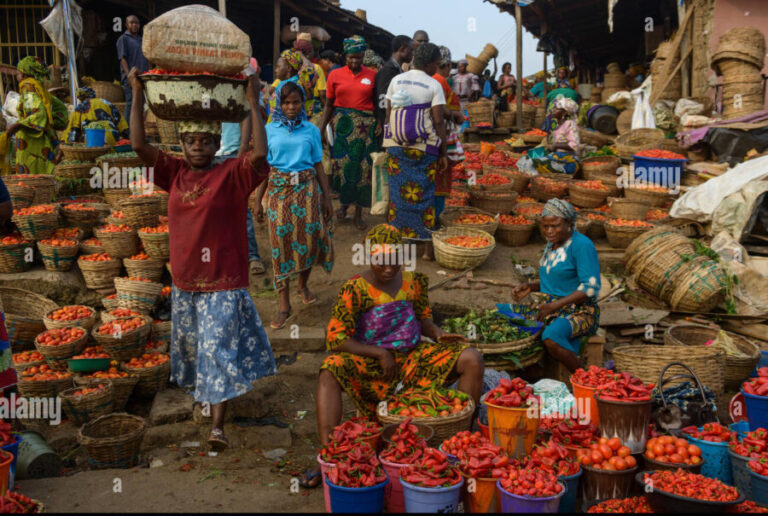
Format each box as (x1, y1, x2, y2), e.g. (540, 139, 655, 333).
(171, 287, 277, 404)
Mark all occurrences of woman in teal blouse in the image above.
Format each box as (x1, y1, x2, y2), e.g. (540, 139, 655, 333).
(506, 199, 600, 372)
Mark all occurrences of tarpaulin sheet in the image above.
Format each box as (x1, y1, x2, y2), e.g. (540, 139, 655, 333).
(705, 127, 768, 167)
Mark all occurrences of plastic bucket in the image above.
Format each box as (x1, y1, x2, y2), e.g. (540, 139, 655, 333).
(362, 431, 383, 453)
(317, 454, 336, 513)
(498, 479, 566, 513)
(478, 417, 490, 440)
(438, 444, 458, 466)
(595, 397, 651, 454)
(729, 421, 750, 441)
(1, 436, 20, 491)
(743, 389, 768, 431)
(684, 431, 731, 484)
(325, 475, 387, 513)
(379, 455, 408, 513)
(85, 127, 106, 148)
(751, 351, 768, 376)
(0, 450, 12, 496)
(570, 378, 599, 426)
(728, 449, 753, 500)
(750, 468, 768, 507)
(486, 402, 539, 459)
(401, 476, 464, 513)
(461, 473, 499, 513)
(16, 430, 61, 480)
(558, 469, 581, 513)
(632, 155, 686, 188)
(580, 465, 638, 501)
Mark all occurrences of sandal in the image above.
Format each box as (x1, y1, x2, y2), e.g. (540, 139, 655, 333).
(300, 287, 317, 305)
(299, 467, 323, 489)
(250, 260, 266, 275)
(270, 309, 293, 329)
(207, 428, 229, 452)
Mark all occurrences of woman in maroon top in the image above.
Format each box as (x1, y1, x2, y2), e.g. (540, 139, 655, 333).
(127, 67, 277, 451)
(320, 35, 380, 230)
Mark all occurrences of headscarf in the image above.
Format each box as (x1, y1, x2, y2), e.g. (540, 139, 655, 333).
(535, 70, 547, 80)
(76, 86, 96, 101)
(271, 81, 307, 132)
(293, 38, 314, 56)
(542, 199, 577, 225)
(281, 49, 303, 73)
(438, 46, 452, 67)
(366, 224, 402, 257)
(17, 56, 50, 81)
(363, 49, 383, 68)
(281, 48, 317, 98)
(177, 121, 222, 136)
(552, 96, 578, 115)
(343, 35, 367, 55)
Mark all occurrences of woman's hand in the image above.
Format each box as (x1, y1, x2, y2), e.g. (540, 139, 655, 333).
(377, 348, 397, 381)
(127, 67, 143, 93)
(374, 121, 382, 138)
(246, 74, 261, 103)
(537, 302, 558, 321)
(321, 195, 333, 223)
(437, 156, 448, 173)
(512, 283, 532, 302)
(320, 124, 329, 147)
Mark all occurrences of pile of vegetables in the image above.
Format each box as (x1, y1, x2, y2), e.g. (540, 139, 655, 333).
(645, 435, 702, 465)
(587, 496, 652, 513)
(577, 437, 636, 471)
(641, 469, 739, 502)
(387, 387, 469, 418)
(499, 467, 563, 498)
(442, 310, 528, 343)
(457, 442, 508, 479)
(571, 366, 619, 388)
(327, 445, 387, 488)
(443, 235, 492, 248)
(551, 415, 600, 448)
(379, 418, 428, 464)
(595, 372, 654, 402)
(682, 423, 735, 443)
(525, 439, 580, 477)
(484, 378, 539, 408)
(730, 428, 767, 459)
(635, 149, 686, 160)
(401, 448, 462, 487)
(743, 367, 768, 397)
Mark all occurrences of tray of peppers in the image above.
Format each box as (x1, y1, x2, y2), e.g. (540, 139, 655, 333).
(594, 372, 654, 402)
(379, 418, 428, 465)
(383, 387, 472, 419)
(400, 447, 462, 488)
(327, 445, 388, 488)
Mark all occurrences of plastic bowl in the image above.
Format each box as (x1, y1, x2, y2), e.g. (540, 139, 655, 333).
(642, 454, 704, 474)
(112, 144, 132, 153)
(635, 470, 744, 514)
(67, 358, 111, 373)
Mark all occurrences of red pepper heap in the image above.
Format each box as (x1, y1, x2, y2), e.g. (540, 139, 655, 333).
(379, 418, 428, 465)
(729, 501, 768, 513)
(327, 444, 387, 488)
(320, 419, 376, 464)
(401, 448, 462, 487)
(484, 377, 539, 408)
(551, 415, 600, 448)
(730, 428, 767, 459)
(748, 454, 768, 477)
(571, 366, 620, 388)
(682, 422, 735, 443)
(347, 416, 382, 437)
(594, 372, 653, 402)
(641, 469, 739, 502)
(0, 491, 39, 513)
(744, 367, 768, 397)
(526, 439, 580, 477)
(455, 440, 507, 479)
(635, 149, 686, 160)
(587, 496, 653, 513)
(498, 467, 563, 498)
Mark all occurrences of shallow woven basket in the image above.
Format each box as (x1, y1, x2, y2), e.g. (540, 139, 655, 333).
(59, 381, 114, 426)
(123, 257, 165, 282)
(608, 197, 649, 220)
(604, 222, 654, 249)
(60, 145, 109, 162)
(0, 287, 59, 351)
(114, 277, 163, 313)
(102, 296, 120, 311)
(122, 359, 171, 398)
(615, 129, 665, 160)
(151, 320, 172, 342)
(479, 168, 530, 194)
(469, 190, 518, 215)
(612, 344, 724, 395)
(7, 183, 34, 208)
(438, 207, 499, 235)
(137, 230, 170, 261)
(77, 256, 123, 291)
(75, 375, 138, 412)
(100, 310, 149, 324)
(86, 80, 125, 103)
(624, 187, 671, 208)
(496, 221, 536, 246)
(12, 211, 59, 241)
(103, 188, 131, 208)
(12, 357, 46, 374)
(522, 133, 545, 144)
(531, 175, 571, 202)
(0, 242, 33, 274)
(6, 174, 56, 204)
(55, 162, 94, 180)
(35, 328, 88, 371)
(36, 241, 79, 272)
(94, 227, 139, 259)
(668, 259, 728, 313)
(119, 196, 161, 230)
(432, 227, 495, 270)
(470, 328, 542, 354)
(17, 376, 73, 399)
(78, 413, 147, 469)
(43, 305, 96, 331)
(581, 156, 621, 183)
(91, 317, 151, 361)
(483, 349, 544, 370)
(377, 397, 475, 445)
(569, 183, 610, 208)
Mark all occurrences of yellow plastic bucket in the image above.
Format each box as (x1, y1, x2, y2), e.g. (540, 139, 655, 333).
(486, 401, 539, 459)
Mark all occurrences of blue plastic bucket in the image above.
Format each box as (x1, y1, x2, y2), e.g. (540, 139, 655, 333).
(685, 431, 732, 484)
(743, 389, 768, 432)
(325, 475, 387, 513)
(749, 467, 768, 507)
(729, 421, 750, 441)
(751, 351, 768, 377)
(729, 449, 753, 501)
(632, 155, 687, 189)
(401, 476, 464, 513)
(498, 479, 566, 513)
(558, 469, 581, 513)
(1, 436, 19, 491)
(85, 128, 106, 147)
(438, 444, 458, 466)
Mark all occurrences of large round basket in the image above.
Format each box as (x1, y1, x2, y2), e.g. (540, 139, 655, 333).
(6, 174, 56, 204)
(438, 207, 499, 235)
(581, 156, 621, 182)
(114, 277, 163, 314)
(0, 241, 33, 274)
(467, 100, 494, 127)
(11, 210, 59, 241)
(77, 413, 147, 469)
(604, 221, 654, 249)
(36, 241, 79, 272)
(624, 187, 671, 208)
(624, 237, 696, 299)
(96, 152, 143, 168)
(75, 374, 139, 412)
(615, 129, 665, 160)
(531, 175, 571, 202)
(60, 202, 110, 230)
(91, 317, 151, 362)
(469, 190, 518, 215)
(102, 295, 119, 311)
(612, 345, 724, 395)
(137, 229, 170, 260)
(103, 188, 131, 208)
(122, 358, 171, 398)
(496, 220, 536, 246)
(522, 133, 545, 144)
(608, 197, 649, 220)
(711, 27, 765, 73)
(59, 144, 109, 162)
(569, 182, 610, 208)
(668, 259, 728, 313)
(576, 213, 608, 239)
(7, 182, 35, 209)
(77, 256, 123, 291)
(0, 287, 59, 352)
(17, 375, 73, 399)
(123, 257, 165, 282)
(119, 196, 161, 230)
(94, 227, 139, 259)
(481, 168, 530, 194)
(84, 80, 125, 103)
(35, 327, 88, 371)
(58, 381, 114, 426)
(80, 239, 106, 255)
(433, 227, 495, 270)
(12, 355, 46, 374)
(54, 161, 94, 180)
(43, 305, 96, 331)
(469, 328, 541, 355)
(376, 397, 475, 445)
(151, 320, 172, 343)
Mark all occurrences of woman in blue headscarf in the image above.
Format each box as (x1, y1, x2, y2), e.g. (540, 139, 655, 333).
(503, 199, 600, 372)
(259, 80, 334, 330)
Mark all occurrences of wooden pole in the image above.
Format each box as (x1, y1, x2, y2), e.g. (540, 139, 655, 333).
(678, 1, 689, 98)
(273, 0, 281, 72)
(542, 51, 547, 100)
(515, 0, 523, 131)
(218, 0, 226, 17)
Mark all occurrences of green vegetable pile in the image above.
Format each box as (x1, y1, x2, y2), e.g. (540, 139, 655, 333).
(97, 151, 139, 161)
(59, 159, 94, 165)
(442, 310, 529, 343)
(585, 145, 618, 158)
(487, 344, 544, 369)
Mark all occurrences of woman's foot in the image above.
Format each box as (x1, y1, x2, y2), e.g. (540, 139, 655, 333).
(299, 466, 323, 489)
(300, 286, 317, 305)
(250, 260, 266, 275)
(353, 216, 367, 231)
(270, 309, 293, 329)
(207, 428, 229, 452)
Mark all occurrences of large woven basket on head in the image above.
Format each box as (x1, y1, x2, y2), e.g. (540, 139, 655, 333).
(103, 188, 131, 208)
(496, 219, 536, 246)
(119, 196, 161, 230)
(60, 144, 109, 162)
(78, 413, 147, 469)
(615, 129, 665, 160)
(668, 258, 728, 313)
(433, 227, 495, 270)
(91, 317, 151, 362)
(531, 174, 571, 202)
(12, 208, 59, 241)
(613, 344, 725, 395)
(377, 397, 475, 445)
(78, 255, 123, 291)
(75, 374, 138, 412)
(55, 161, 94, 180)
(94, 227, 139, 259)
(43, 305, 96, 331)
(469, 190, 518, 215)
(604, 221, 654, 249)
(581, 156, 621, 183)
(438, 207, 499, 235)
(114, 277, 163, 314)
(137, 229, 170, 261)
(58, 381, 114, 426)
(6, 174, 56, 204)
(569, 182, 610, 208)
(608, 197, 649, 220)
(17, 375, 73, 399)
(123, 257, 165, 283)
(122, 357, 170, 398)
(7, 182, 34, 209)
(624, 187, 672, 208)
(34, 327, 88, 371)
(0, 287, 59, 352)
(467, 100, 494, 127)
(36, 240, 79, 272)
(0, 241, 32, 274)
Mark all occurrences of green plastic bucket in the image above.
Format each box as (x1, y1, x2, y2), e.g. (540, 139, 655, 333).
(16, 431, 62, 479)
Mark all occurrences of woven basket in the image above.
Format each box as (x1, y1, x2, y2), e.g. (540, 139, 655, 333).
(438, 207, 499, 235)
(615, 129, 665, 160)
(153, 192, 169, 215)
(75, 375, 138, 412)
(55, 162, 94, 180)
(625, 238, 695, 299)
(0, 287, 59, 351)
(616, 109, 633, 135)
(668, 259, 728, 313)
(96, 153, 143, 168)
(12, 357, 45, 374)
(43, 305, 96, 331)
(531, 175, 571, 202)
(94, 227, 139, 259)
(17, 376, 73, 399)
(102, 295, 120, 311)
(91, 317, 151, 362)
(78, 256, 123, 290)
(604, 73, 626, 89)
(604, 221, 654, 249)
(60, 202, 110, 231)
(712, 27, 765, 72)
(656, 138, 687, 157)
(433, 227, 495, 270)
(60, 145, 109, 162)
(483, 349, 544, 370)
(119, 196, 161, 230)
(122, 358, 171, 398)
(470, 329, 541, 354)
(612, 345, 724, 395)
(714, 58, 762, 77)
(569, 182, 610, 208)
(377, 397, 475, 445)
(59, 381, 114, 426)
(12, 211, 59, 241)
(497, 111, 516, 128)
(7, 183, 35, 208)
(469, 190, 518, 215)
(35, 328, 88, 371)
(151, 320, 172, 342)
(0, 242, 33, 274)
(123, 257, 165, 282)
(100, 310, 149, 324)
(114, 277, 163, 314)
(608, 197, 649, 220)
(576, 213, 607, 239)
(137, 230, 170, 261)
(624, 187, 671, 208)
(522, 133, 545, 144)
(86, 80, 125, 103)
(79, 240, 106, 254)
(496, 221, 536, 246)
(36, 241, 79, 272)
(78, 413, 147, 469)
(156, 119, 179, 145)
(103, 188, 131, 208)
(467, 101, 494, 127)
(581, 156, 621, 182)
(6, 175, 56, 204)
(480, 167, 530, 194)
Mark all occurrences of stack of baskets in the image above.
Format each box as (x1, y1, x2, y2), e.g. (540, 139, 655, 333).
(6, 174, 56, 204)
(650, 40, 682, 102)
(467, 99, 494, 127)
(465, 43, 498, 76)
(432, 227, 495, 270)
(711, 27, 765, 120)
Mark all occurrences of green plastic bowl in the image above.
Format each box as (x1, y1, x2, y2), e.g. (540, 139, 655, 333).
(113, 144, 132, 153)
(67, 358, 111, 373)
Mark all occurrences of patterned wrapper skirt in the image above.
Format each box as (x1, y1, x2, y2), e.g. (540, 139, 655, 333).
(330, 107, 378, 207)
(386, 147, 438, 241)
(320, 340, 467, 417)
(265, 169, 334, 290)
(170, 287, 278, 405)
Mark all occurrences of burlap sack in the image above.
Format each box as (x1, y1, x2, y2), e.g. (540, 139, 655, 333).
(142, 5, 251, 75)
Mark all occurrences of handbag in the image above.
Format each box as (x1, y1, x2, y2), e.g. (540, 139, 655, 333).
(652, 362, 719, 436)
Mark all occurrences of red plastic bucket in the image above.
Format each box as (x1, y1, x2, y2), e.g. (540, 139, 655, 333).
(379, 455, 408, 513)
(478, 417, 490, 440)
(317, 454, 337, 513)
(570, 378, 599, 426)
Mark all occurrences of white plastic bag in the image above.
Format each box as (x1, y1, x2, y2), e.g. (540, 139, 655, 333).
(2, 91, 20, 126)
(39, 0, 82, 57)
(630, 80, 656, 130)
(674, 98, 706, 118)
(370, 152, 389, 216)
(532, 379, 576, 417)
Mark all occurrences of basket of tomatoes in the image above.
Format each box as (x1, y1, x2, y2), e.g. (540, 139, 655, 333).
(114, 276, 163, 314)
(35, 237, 79, 272)
(119, 195, 161, 231)
(496, 215, 536, 247)
(11, 205, 59, 241)
(604, 218, 654, 249)
(93, 224, 139, 259)
(0, 234, 32, 274)
(7, 182, 34, 209)
(80, 237, 105, 255)
(644, 435, 704, 473)
(570, 180, 612, 209)
(91, 316, 151, 361)
(58, 381, 114, 426)
(123, 252, 165, 283)
(76, 362, 138, 411)
(624, 183, 674, 208)
(137, 224, 170, 261)
(43, 305, 96, 331)
(78, 253, 123, 291)
(432, 227, 495, 270)
(34, 327, 88, 371)
(531, 175, 571, 203)
(576, 211, 609, 239)
(121, 352, 171, 398)
(17, 364, 73, 398)
(12, 350, 45, 374)
(577, 437, 639, 501)
(439, 207, 500, 235)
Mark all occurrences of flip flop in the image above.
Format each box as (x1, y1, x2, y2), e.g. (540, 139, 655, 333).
(275, 352, 298, 367)
(299, 468, 322, 489)
(300, 287, 317, 305)
(270, 310, 293, 329)
(250, 260, 266, 275)
(207, 428, 229, 452)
